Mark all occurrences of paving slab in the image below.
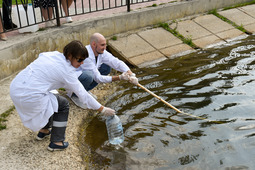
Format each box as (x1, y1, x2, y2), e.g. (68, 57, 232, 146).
(194, 14, 234, 34)
(173, 19, 224, 48)
(108, 27, 195, 67)
(219, 8, 255, 26)
(194, 14, 246, 41)
(239, 4, 255, 17)
(108, 34, 155, 59)
(172, 20, 211, 40)
(138, 28, 183, 49)
(129, 50, 166, 68)
(160, 44, 194, 59)
(193, 34, 225, 49)
(217, 28, 247, 42)
(243, 23, 255, 33)
(108, 4, 255, 68)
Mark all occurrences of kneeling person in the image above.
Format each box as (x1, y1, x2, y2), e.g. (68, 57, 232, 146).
(69, 33, 139, 108)
(10, 40, 115, 151)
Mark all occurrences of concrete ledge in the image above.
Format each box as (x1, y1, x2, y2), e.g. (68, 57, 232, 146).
(0, 0, 252, 79)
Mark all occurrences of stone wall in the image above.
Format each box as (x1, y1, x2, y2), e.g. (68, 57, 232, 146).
(0, 0, 252, 79)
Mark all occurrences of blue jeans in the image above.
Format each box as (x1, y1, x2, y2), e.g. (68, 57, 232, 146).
(78, 63, 111, 91)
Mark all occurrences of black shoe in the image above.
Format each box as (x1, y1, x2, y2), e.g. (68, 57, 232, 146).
(36, 130, 51, 141)
(4, 22, 17, 30)
(47, 141, 69, 152)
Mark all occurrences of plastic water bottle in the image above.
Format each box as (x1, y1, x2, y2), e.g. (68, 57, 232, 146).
(106, 115, 124, 145)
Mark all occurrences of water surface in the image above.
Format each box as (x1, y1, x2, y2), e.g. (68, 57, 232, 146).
(83, 36, 255, 169)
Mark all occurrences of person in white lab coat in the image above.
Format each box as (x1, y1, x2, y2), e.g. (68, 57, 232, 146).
(69, 33, 139, 108)
(10, 40, 115, 151)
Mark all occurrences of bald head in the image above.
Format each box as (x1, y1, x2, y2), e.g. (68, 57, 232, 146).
(90, 33, 107, 56)
(90, 33, 105, 45)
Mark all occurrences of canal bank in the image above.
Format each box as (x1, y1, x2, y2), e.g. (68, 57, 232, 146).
(108, 4, 255, 68)
(0, 0, 255, 169)
(0, 0, 252, 80)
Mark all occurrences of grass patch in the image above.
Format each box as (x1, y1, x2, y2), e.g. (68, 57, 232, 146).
(223, 0, 255, 10)
(208, 9, 251, 34)
(159, 22, 198, 48)
(0, 106, 15, 131)
(147, 3, 158, 7)
(0, 0, 33, 8)
(111, 36, 117, 41)
(38, 28, 46, 31)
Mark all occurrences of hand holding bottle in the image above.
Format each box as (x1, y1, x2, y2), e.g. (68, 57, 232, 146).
(101, 107, 116, 116)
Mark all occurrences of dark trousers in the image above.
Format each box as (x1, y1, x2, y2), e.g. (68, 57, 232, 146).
(2, 0, 12, 26)
(42, 95, 69, 142)
(86, 63, 111, 91)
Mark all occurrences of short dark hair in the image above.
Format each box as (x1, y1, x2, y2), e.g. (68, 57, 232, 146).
(63, 40, 88, 60)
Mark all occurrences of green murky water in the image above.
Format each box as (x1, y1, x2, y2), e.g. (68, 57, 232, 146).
(83, 36, 255, 169)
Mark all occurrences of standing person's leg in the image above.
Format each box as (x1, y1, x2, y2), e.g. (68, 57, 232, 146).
(40, 0, 55, 27)
(0, 12, 7, 41)
(48, 95, 70, 151)
(87, 63, 111, 91)
(61, 0, 73, 23)
(42, 7, 55, 27)
(2, 0, 17, 29)
(67, 0, 74, 8)
(41, 7, 53, 21)
(36, 116, 52, 140)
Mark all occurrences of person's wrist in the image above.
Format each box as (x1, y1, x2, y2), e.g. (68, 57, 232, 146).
(130, 73, 136, 77)
(101, 107, 106, 113)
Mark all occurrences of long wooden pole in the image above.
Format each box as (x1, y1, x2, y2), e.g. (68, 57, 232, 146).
(137, 83, 223, 124)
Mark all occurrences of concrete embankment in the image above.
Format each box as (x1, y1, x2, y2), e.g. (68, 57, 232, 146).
(0, 0, 254, 169)
(108, 4, 255, 68)
(1, 0, 253, 113)
(0, 0, 252, 79)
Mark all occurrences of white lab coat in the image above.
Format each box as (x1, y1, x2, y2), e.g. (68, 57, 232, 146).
(75, 45, 130, 83)
(10, 51, 101, 132)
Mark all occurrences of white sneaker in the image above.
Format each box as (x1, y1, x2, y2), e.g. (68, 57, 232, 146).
(65, 17, 73, 23)
(88, 91, 97, 99)
(70, 95, 87, 109)
(45, 20, 56, 28)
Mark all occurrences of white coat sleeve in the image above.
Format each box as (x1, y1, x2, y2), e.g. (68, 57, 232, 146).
(102, 51, 130, 72)
(62, 72, 101, 110)
(93, 67, 112, 84)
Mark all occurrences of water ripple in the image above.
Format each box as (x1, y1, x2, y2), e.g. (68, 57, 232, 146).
(84, 36, 255, 169)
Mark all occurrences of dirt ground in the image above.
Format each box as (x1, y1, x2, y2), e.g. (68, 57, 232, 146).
(0, 83, 118, 170)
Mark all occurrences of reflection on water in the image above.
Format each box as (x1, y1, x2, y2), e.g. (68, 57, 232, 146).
(83, 36, 255, 169)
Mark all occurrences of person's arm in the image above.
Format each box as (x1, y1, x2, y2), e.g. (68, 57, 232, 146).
(101, 51, 130, 72)
(126, 70, 133, 75)
(62, 71, 115, 115)
(112, 75, 120, 81)
(102, 51, 139, 83)
(98, 105, 115, 116)
(98, 106, 103, 112)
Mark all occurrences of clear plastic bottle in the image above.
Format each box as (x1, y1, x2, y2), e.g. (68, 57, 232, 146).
(105, 115, 124, 145)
